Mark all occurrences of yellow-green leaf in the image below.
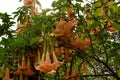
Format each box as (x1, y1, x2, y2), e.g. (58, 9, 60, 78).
(94, 1, 101, 8)
(94, 7, 104, 17)
(112, 22, 120, 31)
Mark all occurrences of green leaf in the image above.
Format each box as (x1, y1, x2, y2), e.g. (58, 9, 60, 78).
(93, 1, 101, 8)
(94, 7, 103, 17)
(87, 20, 95, 26)
(88, 22, 99, 30)
(30, 37, 40, 45)
(111, 22, 120, 31)
(111, 5, 119, 12)
(9, 38, 27, 50)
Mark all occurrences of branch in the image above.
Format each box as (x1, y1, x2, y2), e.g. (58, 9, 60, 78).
(92, 55, 120, 80)
(80, 74, 113, 77)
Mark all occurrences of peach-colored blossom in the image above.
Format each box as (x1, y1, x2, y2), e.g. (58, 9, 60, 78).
(52, 51, 64, 70)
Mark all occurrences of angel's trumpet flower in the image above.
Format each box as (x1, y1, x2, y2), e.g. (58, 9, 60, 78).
(2, 68, 13, 80)
(14, 63, 23, 75)
(39, 51, 55, 73)
(24, 58, 34, 76)
(14, 63, 23, 80)
(64, 52, 72, 62)
(23, 0, 35, 6)
(34, 50, 41, 70)
(52, 51, 64, 70)
(19, 56, 26, 70)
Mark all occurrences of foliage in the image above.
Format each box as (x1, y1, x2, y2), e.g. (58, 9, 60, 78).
(0, 0, 120, 80)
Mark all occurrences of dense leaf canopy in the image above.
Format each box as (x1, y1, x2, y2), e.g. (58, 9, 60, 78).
(0, 0, 120, 80)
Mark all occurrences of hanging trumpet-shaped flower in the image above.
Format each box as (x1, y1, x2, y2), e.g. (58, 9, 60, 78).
(23, 0, 35, 6)
(64, 52, 72, 62)
(19, 56, 26, 70)
(14, 63, 23, 75)
(52, 51, 64, 70)
(39, 51, 55, 73)
(14, 63, 23, 80)
(2, 68, 14, 80)
(24, 58, 34, 76)
(34, 50, 41, 70)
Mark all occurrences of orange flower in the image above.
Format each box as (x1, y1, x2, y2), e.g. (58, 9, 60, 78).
(24, 0, 35, 6)
(107, 27, 117, 32)
(56, 19, 66, 29)
(24, 58, 34, 76)
(54, 47, 64, 57)
(31, 7, 38, 15)
(2, 68, 14, 80)
(54, 48, 62, 56)
(35, 51, 55, 73)
(52, 51, 64, 70)
(64, 52, 72, 62)
(61, 19, 78, 36)
(34, 53, 45, 71)
(41, 51, 54, 72)
(14, 63, 23, 75)
(53, 19, 78, 38)
(53, 19, 66, 35)
(90, 26, 100, 34)
(19, 56, 26, 70)
(14, 63, 23, 80)
(71, 38, 93, 50)
(35, 49, 63, 74)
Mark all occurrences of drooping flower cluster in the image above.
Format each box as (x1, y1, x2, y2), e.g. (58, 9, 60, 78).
(14, 56, 34, 80)
(2, 68, 14, 80)
(34, 49, 64, 74)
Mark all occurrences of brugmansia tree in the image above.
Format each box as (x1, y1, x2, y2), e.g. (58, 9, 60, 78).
(0, 0, 120, 80)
